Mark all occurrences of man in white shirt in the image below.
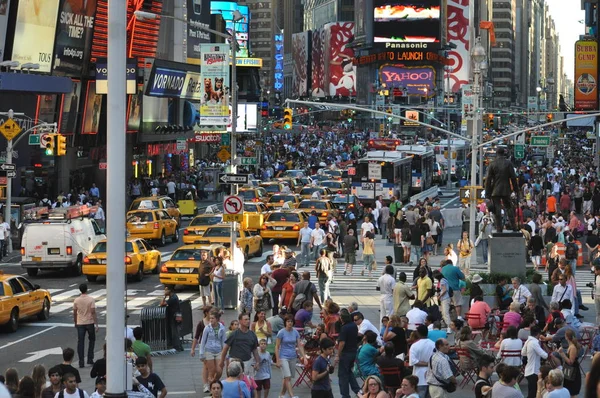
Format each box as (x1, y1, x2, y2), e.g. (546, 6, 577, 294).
(297, 221, 313, 267)
(310, 223, 326, 260)
(360, 215, 374, 241)
(93, 201, 105, 229)
(377, 264, 396, 327)
(406, 301, 429, 331)
(511, 277, 532, 306)
(551, 274, 574, 305)
(55, 373, 90, 398)
(409, 325, 436, 397)
(166, 179, 176, 200)
(522, 326, 548, 398)
(260, 255, 274, 275)
(353, 312, 383, 346)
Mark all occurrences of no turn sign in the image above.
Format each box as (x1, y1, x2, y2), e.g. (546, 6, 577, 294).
(223, 195, 244, 222)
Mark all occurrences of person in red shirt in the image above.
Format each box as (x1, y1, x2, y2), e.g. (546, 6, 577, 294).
(559, 191, 571, 215)
(270, 263, 290, 316)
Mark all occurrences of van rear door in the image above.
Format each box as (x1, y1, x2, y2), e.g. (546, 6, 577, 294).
(23, 224, 66, 263)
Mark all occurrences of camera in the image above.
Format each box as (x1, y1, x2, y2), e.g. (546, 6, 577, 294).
(586, 282, 594, 288)
(436, 287, 441, 294)
(328, 365, 335, 374)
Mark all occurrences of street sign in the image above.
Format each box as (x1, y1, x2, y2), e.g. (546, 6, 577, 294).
(361, 182, 382, 190)
(530, 136, 550, 146)
(546, 145, 554, 161)
(514, 144, 525, 159)
(217, 147, 231, 162)
(219, 173, 249, 184)
(221, 133, 230, 146)
(0, 163, 15, 171)
(239, 157, 257, 166)
(347, 167, 356, 176)
(223, 195, 243, 223)
(28, 134, 40, 146)
(368, 163, 381, 180)
(6, 171, 15, 178)
(176, 139, 187, 152)
(0, 119, 22, 141)
(459, 186, 485, 204)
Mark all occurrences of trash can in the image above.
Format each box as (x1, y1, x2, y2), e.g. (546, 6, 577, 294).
(223, 271, 240, 309)
(140, 306, 169, 352)
(393, 244, 404, 264)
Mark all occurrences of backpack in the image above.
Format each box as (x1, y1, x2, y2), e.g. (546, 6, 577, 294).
(401, 227, 411, 241)
(59, 389, 85, 398)
(565, 243, 578, 260)
(292, 281, 313, 311)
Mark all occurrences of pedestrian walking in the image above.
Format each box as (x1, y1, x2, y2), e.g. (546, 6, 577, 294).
(457, 231, 474, 276)
(343, 228, 358, 276)
(315, 248, 333, 303)
(311, 338, 336, 398)
(335, 309, 361, 398)
(376, 264, 396, 327)
(56, 373, 89, 398)
(73, 283, 98, 368)
(297, 221, 313, 268)
(426, 339, 458, 398)
(362, 232, 376, 279)
(219, 313, 261, 377)
(275, 314, 305, 398)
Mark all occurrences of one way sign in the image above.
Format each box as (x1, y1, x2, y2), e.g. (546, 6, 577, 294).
(219, 173, 249, 184)
(0, 163, 15, 171)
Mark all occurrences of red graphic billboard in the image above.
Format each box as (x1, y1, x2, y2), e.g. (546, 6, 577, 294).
(311, 29, 325, 97)
(323, 22, 356, 97)
(292, 32, 310, 97)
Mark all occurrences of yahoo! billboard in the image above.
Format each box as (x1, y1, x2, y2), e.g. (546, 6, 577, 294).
(379, 65, 435, 96)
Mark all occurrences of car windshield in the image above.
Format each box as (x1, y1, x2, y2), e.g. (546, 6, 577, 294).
(324, 170, 342, 177)
(93, 242, 134, 253)
(269, 195, 295, 203)
(127, 212, 153, 222)
(300, 188, 321, 195)
(130, 200, 159, 210)
(299, 201, 327, 210)
(244, 204, 259, 212)
(239, 191, 257, 200)
(172, 249, 203, 261)
(321, 181, 341, 188)
(332, 195, 355, 203)
(262, 185, 281, 193)
(266, 213, 300, 222)
(203, 228, 230, 237)
(190, 216, 222, 226)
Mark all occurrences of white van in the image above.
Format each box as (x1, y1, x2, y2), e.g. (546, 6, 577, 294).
(20, 206, 106, 277)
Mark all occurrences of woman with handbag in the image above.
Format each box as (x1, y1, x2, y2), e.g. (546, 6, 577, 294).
(211, 257, 226, 313)
(253, 274, 276, 317)
(554, 329, 582, 397)
(457, 231, 474, 276)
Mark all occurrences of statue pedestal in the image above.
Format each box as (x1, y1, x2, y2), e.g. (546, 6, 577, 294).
(488, 232, 527, 275)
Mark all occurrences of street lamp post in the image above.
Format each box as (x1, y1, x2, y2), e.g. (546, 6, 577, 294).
(445, 65, 453, 190)
(536, 86, 542, 122)
(469, 38, 486, 266)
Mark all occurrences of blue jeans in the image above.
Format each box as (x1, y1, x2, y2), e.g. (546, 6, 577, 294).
(300, 242, 311, 266)
(338, 351, 360, 398)
(77, 324, 96, 365)
(417, 385, 430, 398)
(410, 245, 421, 263)
(480, 239, 489, 264)
(213, 281, 223, 310)
(313, 243, 324, 260)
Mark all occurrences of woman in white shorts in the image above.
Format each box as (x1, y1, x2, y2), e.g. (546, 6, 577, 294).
(275, 314, 306, 398)
(198, 310, 226, 392)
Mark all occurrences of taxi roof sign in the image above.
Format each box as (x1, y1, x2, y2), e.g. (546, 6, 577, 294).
(205, 204, 219, 214)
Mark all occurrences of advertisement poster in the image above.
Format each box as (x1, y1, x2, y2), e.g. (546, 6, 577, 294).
(95, 58, 137, 95)
(82, 81, 102, 134)
(379, 66, 435, 96)
(403, 110, 420, 126)
(323, 22, 356, 97)
(60, 80, 82, 134)
(446, 0, 472, 92)
(210, 2, 249, 58)
(127, 85, 143, 132)
(186, 0, 211, 64)
(574, 40, 598, 110)
(199, 44, 230, 125)
(0, 0, 10, 61)
(53, 0, 97, 76)
(373, 0, 441, 47)
(527, 96, 538, 111)
(461, 84, 474, 121)
(12, 0, 61, 72)
(292, 32, 310, 97)
(311, 29, 325, 97)
(37, 95, 59, 125)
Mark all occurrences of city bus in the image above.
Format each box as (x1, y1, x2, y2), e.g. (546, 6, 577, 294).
(395, 145, 435, 193)
(434, 139, 469, 180)
(350, 151, 412, 205)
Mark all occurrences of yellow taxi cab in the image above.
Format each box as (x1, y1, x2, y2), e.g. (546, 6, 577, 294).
(242, 202, 267, 231)
(260, 207, 309, 241)
(126, 209, 179, 246)
(297, 199, 337, 225)
(129, 196, 182, 226)
(259, 182, 285, 197)
(320, 180, 349, 194)
(322, 169, 343, 180)
(183, 213, 223, 244)
(238, 187, 269, 203)
(159, 244, 224, 287)
(266, 194, 302, 210)
(0, 272, 51, 332)
(82, 238, 162, 283)
(196, 224, 264, 259)
(276, 177, 303, 193)
(299, 186, 333, 200)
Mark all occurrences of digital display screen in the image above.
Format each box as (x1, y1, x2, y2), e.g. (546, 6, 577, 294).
(210, 1, 249, 58)
(373, 0, 440, 47)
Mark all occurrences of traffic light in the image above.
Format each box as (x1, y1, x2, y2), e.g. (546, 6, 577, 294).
(56, 134, 67, 156)
(45, 133, 56, 156)
(546, 113, 553, 123)
(487, 114, 494, 128)
(283, 108, 293, 130)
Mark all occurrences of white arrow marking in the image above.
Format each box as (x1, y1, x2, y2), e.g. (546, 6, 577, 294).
(19, 347, 63, 363)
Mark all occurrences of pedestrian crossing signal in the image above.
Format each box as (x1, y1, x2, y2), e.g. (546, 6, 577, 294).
(283, 108, 293, 130)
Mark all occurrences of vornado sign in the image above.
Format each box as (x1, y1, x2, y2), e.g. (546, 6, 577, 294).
(145, 61, 203, 100)
(95, 58, 137, 94)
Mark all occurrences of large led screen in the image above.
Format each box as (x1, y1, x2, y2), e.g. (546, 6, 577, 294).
(373, 0, 440, 47)
(210, 1, 249, 58)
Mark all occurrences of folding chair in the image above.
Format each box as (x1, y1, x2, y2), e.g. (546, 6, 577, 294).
(378, 365, 403, 396)
(294, 351, 318, 388)
(464, 312, 486, 341)
(499, 349, 524, 373)
(455, 348, 477, 389)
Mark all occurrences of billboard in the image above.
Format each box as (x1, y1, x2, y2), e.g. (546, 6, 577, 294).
(379, 66, 435, 96)
(574, 40, 598, 110)
(12, 0, 61, 72)
(446, 0, 472, 92)
(210, 1, 249, 58)
(311, 29, 325, 97)
(95, 58, 137, 95)
(323, 22, 356, 97)
(0, 0, 10, 61)
(274, 34, 284, 92)
(373, 0, 441, 48)
(186, 0, 211, 64)
(199, 44, 230, 125)
(53, 0, 97, 76)
(59, 79, 82, 135)
(81, 81, 102, 134)
(127, 85, 143, 132)
(292, 32, 310, 97)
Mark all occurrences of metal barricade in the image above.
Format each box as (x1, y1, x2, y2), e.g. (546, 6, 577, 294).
(140, 306, 169, 352)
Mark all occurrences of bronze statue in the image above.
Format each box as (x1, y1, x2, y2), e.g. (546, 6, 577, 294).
(484, 147, 518, 232)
